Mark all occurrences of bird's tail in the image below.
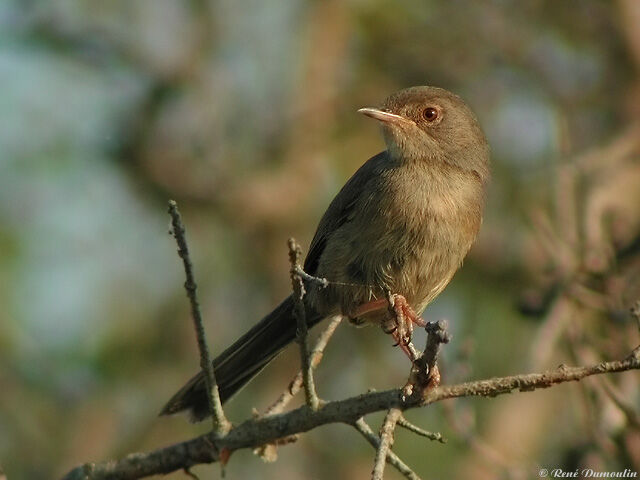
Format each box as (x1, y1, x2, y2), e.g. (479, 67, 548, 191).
(159, 295, 320, 422)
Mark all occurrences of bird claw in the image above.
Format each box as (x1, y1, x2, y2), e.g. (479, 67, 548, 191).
(382, 324, 398, 335)
(352, 293, 425, 361)
(385, 294, 425, 359)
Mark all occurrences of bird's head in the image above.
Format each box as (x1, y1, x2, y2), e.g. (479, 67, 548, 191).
(359, 86, 489, 182)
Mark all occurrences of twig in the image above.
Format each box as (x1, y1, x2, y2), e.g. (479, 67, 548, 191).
(167, 200, 231, 435)
(264, 315, 342, 416)
(404, 320, 451, 398)
(397, 415, 446, 444)
(288, 238, 320, 410)
(354, 418, 421, 480)
(372, 408, 402, 480)
(62, 350, 640, 479)
(424, 320, 451, 373)
(294, 265, 329, 289)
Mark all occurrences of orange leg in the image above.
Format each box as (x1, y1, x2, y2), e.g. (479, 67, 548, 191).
(352, 298, 388, 317)
(352, 294, 426, 359)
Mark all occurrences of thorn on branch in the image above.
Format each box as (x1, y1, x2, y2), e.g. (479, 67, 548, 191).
(287, 237, 320, 410)
(167, 200, 231, 435)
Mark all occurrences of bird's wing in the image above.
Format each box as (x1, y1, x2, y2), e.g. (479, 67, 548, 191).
(304, 151, 390, 275)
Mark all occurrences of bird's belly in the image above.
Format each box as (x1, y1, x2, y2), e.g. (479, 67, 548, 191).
(308, 175, 481, 323)
(315, 220, 468, 322)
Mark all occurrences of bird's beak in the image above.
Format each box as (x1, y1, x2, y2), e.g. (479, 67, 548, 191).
(358, 107, 411, 126)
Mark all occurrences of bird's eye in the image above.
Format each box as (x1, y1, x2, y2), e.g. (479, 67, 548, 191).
(423, 107, 438, 122)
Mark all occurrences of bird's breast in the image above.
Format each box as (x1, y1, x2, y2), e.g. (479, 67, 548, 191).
(311, 162, 484, 320)
(362, 168, 480, 306)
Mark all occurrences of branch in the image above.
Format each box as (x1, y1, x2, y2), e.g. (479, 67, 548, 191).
(62, 348, 640, 479)
(403, 320, 451, 398)
(423, 320, 451, 373)
(263, 315, 342, 416)
(354, 418, 421, 480)
(254, 315, 342, 462)
(397, 415, 446, 444)
(371, 407, 402, 480)
(167, 200, 230, 435)
(365, 313, 451, 479)
(294, 264, 329, 289)
(288, 237, 320, 410)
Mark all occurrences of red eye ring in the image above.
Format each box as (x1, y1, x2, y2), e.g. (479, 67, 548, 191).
(423, 107, 438, 122)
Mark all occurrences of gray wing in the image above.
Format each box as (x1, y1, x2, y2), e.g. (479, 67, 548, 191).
(304, 151, 391, 275)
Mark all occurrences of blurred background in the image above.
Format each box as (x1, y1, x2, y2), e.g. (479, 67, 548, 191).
(1, 1, 640, 479)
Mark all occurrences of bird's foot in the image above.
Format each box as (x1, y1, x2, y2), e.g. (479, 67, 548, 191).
(351, 294, 425, 360)
(383, 294, 425, 354)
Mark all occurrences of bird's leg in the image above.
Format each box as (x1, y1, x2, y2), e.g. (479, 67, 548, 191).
(352, 294, 426, 359)
(351, 298, 388, 317)
(387, 294, 425, 360)
(389, 294, 426, 336)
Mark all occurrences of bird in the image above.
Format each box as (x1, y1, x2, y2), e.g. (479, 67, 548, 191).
(160, 86, 490, 421)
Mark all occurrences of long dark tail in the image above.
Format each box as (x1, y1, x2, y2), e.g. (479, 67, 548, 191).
(159, 295, 321, 422)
